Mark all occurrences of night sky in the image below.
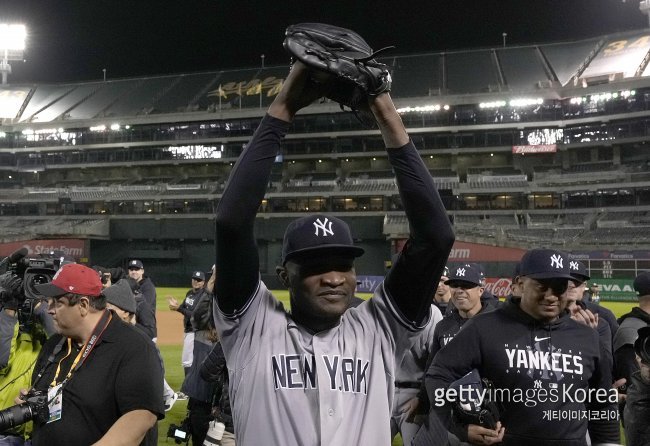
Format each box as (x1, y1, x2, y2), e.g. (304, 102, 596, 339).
(1, 0, 648, 83)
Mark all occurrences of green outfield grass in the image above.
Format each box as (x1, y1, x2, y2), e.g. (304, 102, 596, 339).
(157, 289, 634, 445)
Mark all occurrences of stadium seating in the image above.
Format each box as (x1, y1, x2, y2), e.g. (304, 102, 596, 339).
(3, 27, 650, 258)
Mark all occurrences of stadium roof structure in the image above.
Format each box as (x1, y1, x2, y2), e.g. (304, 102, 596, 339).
(1, 29, 650, 125)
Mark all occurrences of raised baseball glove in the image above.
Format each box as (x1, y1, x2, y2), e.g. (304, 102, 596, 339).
(283, 23, 393, 111)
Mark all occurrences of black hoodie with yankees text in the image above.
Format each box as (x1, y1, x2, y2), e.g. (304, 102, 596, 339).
(426, 299, 620, 445)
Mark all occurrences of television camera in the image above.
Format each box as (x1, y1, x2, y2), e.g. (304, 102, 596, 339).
(0, 247, 67, 331)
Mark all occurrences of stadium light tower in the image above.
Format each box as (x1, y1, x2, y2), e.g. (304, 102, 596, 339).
(0, 24, 26, 84)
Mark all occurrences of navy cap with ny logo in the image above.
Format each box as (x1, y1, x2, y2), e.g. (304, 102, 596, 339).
(444, 263, 483, 287)
(568, 258, 590, 282)
(518, 248, 574, 280)
(281, 214, 365, 265)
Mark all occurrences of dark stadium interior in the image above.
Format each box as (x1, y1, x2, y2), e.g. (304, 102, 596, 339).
(3, 29, 650, 285)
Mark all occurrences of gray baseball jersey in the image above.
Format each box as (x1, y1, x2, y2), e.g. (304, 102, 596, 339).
(214, 280, 424, 446)
(391, 304, 443, 445)
(395, 304, 443, 385)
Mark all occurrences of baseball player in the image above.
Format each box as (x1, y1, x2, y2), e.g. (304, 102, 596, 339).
(430, 263, 498, 359)
(167, 270, 208, 376)
(567, 260, 618, 340)
(565, 260, 614, 354)
(391, 295, 444, 445)
(504, 263, 522, 304)
(426, 248, 621, 445)
(433, 266, 451, 314)
(212, 60, 454, 446)
(614, 271, 650, 403)
(414, 263, 498, 446)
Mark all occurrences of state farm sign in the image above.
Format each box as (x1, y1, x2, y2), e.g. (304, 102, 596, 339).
(447, 242, 525, 262)
(0, 239, 86, 260)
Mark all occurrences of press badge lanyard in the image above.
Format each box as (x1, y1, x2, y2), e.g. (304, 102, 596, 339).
(49, 309, 113, 387)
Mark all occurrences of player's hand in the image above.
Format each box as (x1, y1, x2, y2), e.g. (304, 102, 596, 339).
(269, 61, 323, 120)
(468, 422, 504, 445)
(400, 396, 420, 422)
(570, 307, 598, 329)
(167, 297, 179, 310)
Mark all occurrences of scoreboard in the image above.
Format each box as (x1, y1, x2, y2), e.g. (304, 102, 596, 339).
(575, 257, 650, 280)
(567, 252, 650, 301)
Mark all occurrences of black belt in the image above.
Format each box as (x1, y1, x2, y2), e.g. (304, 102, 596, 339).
(395, 382, 421, 389)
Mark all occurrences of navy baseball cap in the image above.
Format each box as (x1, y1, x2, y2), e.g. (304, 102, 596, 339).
(465, 262, 486, 285)
(128, 259, 144, 269)
(568, 259, 590, 283)
(445, 264, 483, 287)
(191, 271, 206, 281)
(518, 248, 574, 280)
(281, 214, 364, 264)
(633, 271, 650, 297)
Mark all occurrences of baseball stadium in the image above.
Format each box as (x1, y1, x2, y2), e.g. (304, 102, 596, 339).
(1, 17, 649, 446)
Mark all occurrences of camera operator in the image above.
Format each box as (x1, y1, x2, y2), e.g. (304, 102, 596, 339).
(23, 263, 164, 446)
(0, 273, 55, 445)
(92, 265, 114, 290)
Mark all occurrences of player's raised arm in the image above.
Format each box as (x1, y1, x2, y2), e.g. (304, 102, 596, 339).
(214, 63, 320, 314)
(372, 93, 455, 327)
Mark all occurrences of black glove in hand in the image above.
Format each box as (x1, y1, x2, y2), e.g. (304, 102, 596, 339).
(283, 23, 393, 112)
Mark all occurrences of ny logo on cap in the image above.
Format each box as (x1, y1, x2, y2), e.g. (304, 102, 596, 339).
(456, 267, 466, 277)
(550, 254, 564, 269)
(313, 218, 334, 237)
(569, 261, 579, 271)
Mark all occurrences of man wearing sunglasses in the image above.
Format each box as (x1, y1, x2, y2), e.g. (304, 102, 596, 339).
(426, 248, 620, 446)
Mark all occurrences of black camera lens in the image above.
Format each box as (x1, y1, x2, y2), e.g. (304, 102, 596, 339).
(0, 403, 33, 431)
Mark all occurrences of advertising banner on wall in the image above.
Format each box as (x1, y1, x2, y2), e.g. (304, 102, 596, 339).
(359, 276, 637, 301)
(484, 277, 637, 301)
(512, 144, 557, 154)
(446, 242, 526, 262)
(356, 275, 383, 294)
(394, 239, 526, 262)
(0, 239, 87, 260)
